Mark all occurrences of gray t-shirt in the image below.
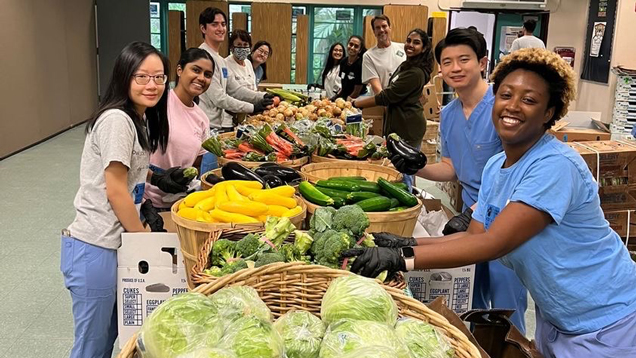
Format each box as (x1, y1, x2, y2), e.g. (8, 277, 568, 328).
(510, 36, 546, 52)
(67, 109, 149, 250)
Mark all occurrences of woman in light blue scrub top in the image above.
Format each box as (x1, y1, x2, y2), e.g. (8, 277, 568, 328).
(343, 48, 636, 356)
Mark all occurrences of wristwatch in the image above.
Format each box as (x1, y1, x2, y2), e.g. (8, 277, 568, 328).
(400, 246, 415, 271)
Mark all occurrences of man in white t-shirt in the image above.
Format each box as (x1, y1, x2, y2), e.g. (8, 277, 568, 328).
(509, 19, 545, 52)
(362, 15, 407, 94)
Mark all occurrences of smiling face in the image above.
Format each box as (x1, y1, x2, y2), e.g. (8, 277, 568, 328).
(253, 45, 270, 65)
(200, 13, 226, 43)
(347, 37, 362, 58)
(177, 58, 214, 97)
(332, 44, 344, 61)
(492, 68, 555, 148)
(129, 54, 165, 115)
(439, 44, 487, 91)
(373, 19, 391, 44)
(405, 32, 424, 58)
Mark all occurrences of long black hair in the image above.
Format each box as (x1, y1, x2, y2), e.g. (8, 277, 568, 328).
(347, 35, 367, 59)
(86, 41, 170, 154)
(175, 48, 215, 87)
(321, 42, 345, 86)
(249, 41, 272, 81)
(402, 28, 434, 84)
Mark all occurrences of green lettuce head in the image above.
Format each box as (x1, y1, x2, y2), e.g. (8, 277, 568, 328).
(319, 319, 411, 358)
(220, 316, 284, 358)
(176, 347, 238, 358)
(320, 275, 398, 326)
(273, 311, 325, 358)
(340, 346, 402, 358)
(138, 292, 224, 358)
(208, 286, 272, 322)
(395, 318, 454, 358)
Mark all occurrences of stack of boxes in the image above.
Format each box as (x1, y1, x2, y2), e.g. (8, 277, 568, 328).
(611, 68, 636, 139)
(422, 121, 439, 165)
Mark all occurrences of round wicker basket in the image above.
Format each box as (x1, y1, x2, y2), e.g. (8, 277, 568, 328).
(311, 153, 393, 167)
(217, 155, 309, 170)
(200, 168, 306, 191)
(116, 262, 481, 358)
(300, 161, 403, 183)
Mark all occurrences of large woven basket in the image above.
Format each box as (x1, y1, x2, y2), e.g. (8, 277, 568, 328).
(200, 168, 306, 191)
(311, 153, 393, 167)
(217, 155, 309, 170)
(171, 197, 307, 288)
(302, 197, 423, 237)
(301, 161, 403, 183)
(190, 228, 407, 290)
(116, 262, 481, 358)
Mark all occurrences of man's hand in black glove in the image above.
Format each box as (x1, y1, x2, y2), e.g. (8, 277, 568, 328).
(372, 232, 417, 248)
(140, 200, 166, 232)
(390, 154, 422, 175)
(442, 208, 473, 235)
(253, 97, 274, 113)
(341, 247, 406, 278)
(150, 167, 189, 194)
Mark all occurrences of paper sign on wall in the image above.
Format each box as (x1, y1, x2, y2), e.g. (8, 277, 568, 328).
(590, 22, 606, 57)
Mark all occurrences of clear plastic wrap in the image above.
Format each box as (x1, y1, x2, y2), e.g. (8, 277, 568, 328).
(219, 316, 285, 358)
(273, 311, 325, 358)
(208, 286, 272, 323)
(320, 275, 398, 326)
(395, 317, 454, 358)
(319, 319, 411, 358)
(340, 346, 402, 358)
(138, 292, 224, 358)
(176, 348, 238, 358)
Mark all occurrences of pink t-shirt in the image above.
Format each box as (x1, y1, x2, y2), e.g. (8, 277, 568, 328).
(145, 89, 210, 208)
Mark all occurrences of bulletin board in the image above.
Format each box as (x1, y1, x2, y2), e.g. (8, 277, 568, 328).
(581, 0, 617, 83)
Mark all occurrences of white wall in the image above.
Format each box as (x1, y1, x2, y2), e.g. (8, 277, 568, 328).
(450, 11, 496, 75)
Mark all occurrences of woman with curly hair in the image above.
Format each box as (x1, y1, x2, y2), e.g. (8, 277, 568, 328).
(344, 48, 636, 355)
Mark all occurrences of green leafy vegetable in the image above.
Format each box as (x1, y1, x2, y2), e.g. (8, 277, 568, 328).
(220, 316, 284, 358)
(319, 319, 410, 358)
(273, 311, 325, 358)
(395, 318, 454, 358)
(208, 286, 272, 323)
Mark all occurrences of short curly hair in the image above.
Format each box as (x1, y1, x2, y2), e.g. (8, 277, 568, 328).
(490, 48, 576, 129)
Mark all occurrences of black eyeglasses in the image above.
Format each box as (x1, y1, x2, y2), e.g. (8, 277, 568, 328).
(132, 74, 168, 85)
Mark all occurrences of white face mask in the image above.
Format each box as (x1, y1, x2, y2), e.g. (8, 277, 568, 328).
(233, 47, 251, 61)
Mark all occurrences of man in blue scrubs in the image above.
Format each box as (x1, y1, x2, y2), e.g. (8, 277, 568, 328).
(392, 28, 528, 332)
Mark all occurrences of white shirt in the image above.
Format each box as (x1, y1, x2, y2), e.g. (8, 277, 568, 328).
(362, 42, 406, 91)
(510, 36, 546, 52)
(225, 55, 257, 91)
(323, 65, 341, 98)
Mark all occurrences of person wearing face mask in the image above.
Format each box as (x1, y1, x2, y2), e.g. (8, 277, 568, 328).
(197, 7, 273, 132)
(333, 35, 367, 100)
(144, 48, 215, 211)
(321, 43, 345, 99)
(249, 41, 272, 86)
(362, 15, 407, 95)
(224, 30, 257, 126)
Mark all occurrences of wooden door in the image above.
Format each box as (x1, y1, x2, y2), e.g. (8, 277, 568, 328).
(383, 5, 428, 44)
(295, 15, 309, 84)
(364, 15, 376, 49)
(168, 10, 183, 82)
(429, 16, 447, 81)
(251, 3, 292, 84)
(232, 13, 248, 32)
(186, 1, 229, 56)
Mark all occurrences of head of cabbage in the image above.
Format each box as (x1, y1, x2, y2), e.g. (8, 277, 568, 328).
(319, 319, 411, 358)
(208, 286, 272, 323)
(273, 311, 325, 358)
(220, 316, 284, 358)
(138, 292, 225, 358)
(395, 318, 454, 358)
(340, 346, 403, 358)
(320, 275, 398, 326)
(176, 347, 238, 358)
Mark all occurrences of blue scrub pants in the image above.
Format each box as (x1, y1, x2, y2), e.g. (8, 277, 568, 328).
(401, 143, 421, 193)
(61, 235, 118, 358)
(472, 260, 528, 334)
(535, 307, 636, 357)
(200, 153, 218, 176)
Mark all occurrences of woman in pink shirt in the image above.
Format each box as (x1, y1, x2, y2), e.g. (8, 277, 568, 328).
(145, 48, 215, 209)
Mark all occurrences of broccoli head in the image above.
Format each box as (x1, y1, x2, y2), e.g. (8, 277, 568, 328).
(293, 230, 314, 254)
(309, 206, 337, 232)
(332, 205, 370, 237)
(310, 229, 337, 257)
(203, 266, 223, 277)
(236, 233, 263, 258)
(210, 239, 238, 266)
(221, 259, 248, 275)
(254, 252, 285, 268)
(279, 244, 302, 262)
(315, 231, 351, 267)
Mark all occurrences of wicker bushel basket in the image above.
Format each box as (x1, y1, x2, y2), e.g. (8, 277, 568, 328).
(311, 153, 393, 167)
(217, 155, 309, 170)
(301, 161, 403, 183)
(200, 168, 306, 191)
(190, 228, 407, 290)
(170, 198, 307, 289)
(116, 262, 481, 358)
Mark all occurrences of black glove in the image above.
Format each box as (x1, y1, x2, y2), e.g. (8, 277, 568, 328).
(140, 200, 166, 232)
(372, 232, 417, 248)
(390, 154, 422, 175)
(150, 167, 189, 194)
(442, 208, 473, 235)
(341, 247, 406, 278)
(253, 97, 274, 113)
(263, 93, 281, 102)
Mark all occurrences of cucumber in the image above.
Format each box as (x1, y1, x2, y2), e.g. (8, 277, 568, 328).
(332, 197, 347, 208)
(316, 180, 360, 192)
(329, 176, 367, 181)
(355, 196, 393, 212)
(389, 206, 408, 212)
(316, 187, 350, 200)
(377, 178, 418, 207)
(389, 198, 400, 208)
(299, 181, 334, 206)
(347, 191, 380, 203)
(393, 182, 409, 192)
(326, 179, 380, 193)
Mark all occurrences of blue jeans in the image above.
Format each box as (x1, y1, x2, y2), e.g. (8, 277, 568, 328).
(61, 235, 118, 358)
(200, 153, 218, 177)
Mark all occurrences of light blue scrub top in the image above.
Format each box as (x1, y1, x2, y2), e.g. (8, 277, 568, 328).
(473, 134, 636, 334)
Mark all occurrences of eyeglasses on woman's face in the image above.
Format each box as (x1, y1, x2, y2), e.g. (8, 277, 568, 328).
(132, 74, 168, 85)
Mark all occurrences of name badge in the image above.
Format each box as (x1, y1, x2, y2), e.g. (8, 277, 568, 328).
(133, 182, 145, 205)
(484, 204, 501, 230)
(396, 50, 405, 57)
(222, 68, 228, 79)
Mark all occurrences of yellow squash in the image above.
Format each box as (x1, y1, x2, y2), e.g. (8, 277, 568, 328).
(215, 180, 263, 190)
(210, 209, 260, 223)
(249, 192, 298, 209)
(261, 185, 295, 198)
(194, 196, 216, 212)
(226, 185, 248, 202)
(218, 201, 268, 217)
(177, 207, 199, 220)
(282, 206, 303, 218)
(183, 189, 215, 207)
(196, 210, 213, 223)
(265, 205, 289, 217)
(235, 185, 261, 197)
(214, 185, 229, 208)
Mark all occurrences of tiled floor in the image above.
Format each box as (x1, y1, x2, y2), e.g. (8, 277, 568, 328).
(0, 126, 534, 357)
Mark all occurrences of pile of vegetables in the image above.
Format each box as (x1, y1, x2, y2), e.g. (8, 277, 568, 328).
(137, 276, 454, 358)
(299, 177, 419, 212)
(248, 96, 358, 125)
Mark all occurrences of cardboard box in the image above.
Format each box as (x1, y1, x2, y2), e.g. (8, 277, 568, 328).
(598, 185, 636, 211)
(603, 209, 636, 250)
(405, 265, 476, 316)
(567, 140, 636, 187)
(362, 106, 385, 136)
(424, 121, 439, 141)
(117, 233, 189, 348)
(550, 117, 610, 142)
(436, 180, 464, 213)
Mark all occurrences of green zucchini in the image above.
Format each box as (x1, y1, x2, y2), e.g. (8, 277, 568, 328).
(332, 197, 347, 208)
(389, 198, 400, 208)
(299, 181, 334, 206)
(316, 187, 350, 200)
(393, 182, 409, 192)
(329, 176, 367, 181)
(377, 178, 418, 207)
(355, 196, 393, 212)
(347, 191, 380, 203)
(316, 180, 360, 192)
(389, 206, 408, 212)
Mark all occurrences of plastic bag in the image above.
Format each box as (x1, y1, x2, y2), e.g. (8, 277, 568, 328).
(220, 316, 284, 358)
(138, 292, 224, 358)
(395, 318, 454, 358)
(320, 275, 398, 326)
(340, 346, 402, 358)
(176, 348, 238, 358)
(273, 311, 325, 358)
(208, 286, 272, 323)
(319, 319, 411, 358)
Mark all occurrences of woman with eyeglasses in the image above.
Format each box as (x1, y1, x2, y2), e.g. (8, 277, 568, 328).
(144, 48, 215, 211)
(250, 40, 272, 85)
(61, 42, 170, 357)
(321, 43, 345, 98)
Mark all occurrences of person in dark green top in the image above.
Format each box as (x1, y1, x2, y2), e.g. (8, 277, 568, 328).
(352, 28, 434, 148)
